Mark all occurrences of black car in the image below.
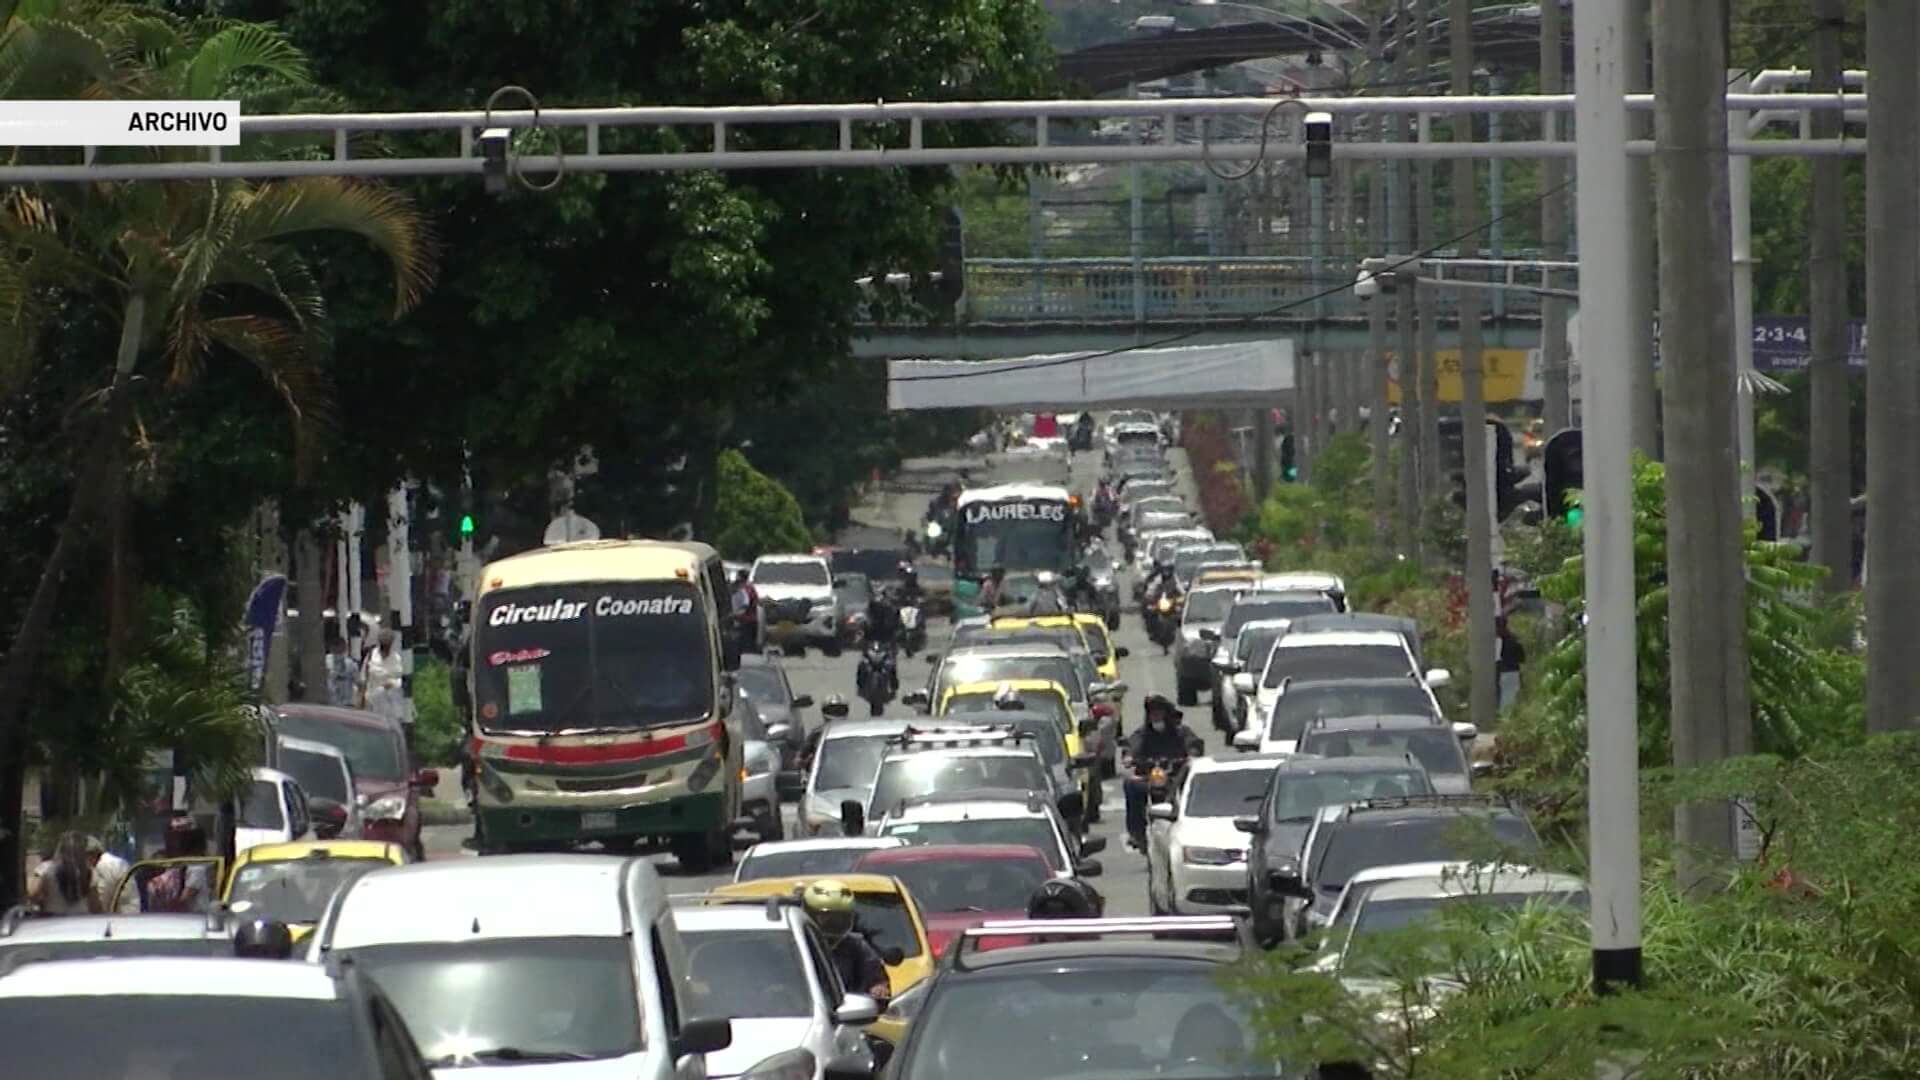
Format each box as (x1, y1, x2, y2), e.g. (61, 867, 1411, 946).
(1249, 676, 1446, 752)
(1266, 794, 1543, 943)
(879, 916, 1279, 1079)
(1236, 755, 1437, 945)
(829, 547, 912, 588)
(733, 656, 816, 793)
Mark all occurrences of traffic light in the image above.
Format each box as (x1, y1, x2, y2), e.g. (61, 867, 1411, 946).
(1754, 485, 1779, 541)
(1542, 428, 1583, 525)
(1279, 434, 1298, 481)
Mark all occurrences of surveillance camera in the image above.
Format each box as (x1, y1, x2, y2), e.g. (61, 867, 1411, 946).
(479, 127, 511, 194)
(1354, 269, 1380, 300)
(1303, 112, 1333, 143)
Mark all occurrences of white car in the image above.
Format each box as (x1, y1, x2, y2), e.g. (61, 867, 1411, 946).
(732, 836, 908, 884)
(752, 554, 843, 656)
(1235, 630, 1451, 752)
(798, 719, 911, 836)
(235, 766, 316, 853)
(311, 854, 729, 1079)
(1212, 618, 1292, 732)
(1317, 860, 1523, 941)
(1146, 754, 1294, 915)
(875, 790, 1103, 879)
(274, 735, 363, 840)
(671, 898, 882, 1080)
(1316, 866, 1589, 984)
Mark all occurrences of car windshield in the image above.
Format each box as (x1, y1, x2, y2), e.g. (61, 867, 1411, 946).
(906, 965, 1259, 1080)
(236, 780, 284, 830)
(682, 929, 814, 1019)
(349, 937, 641, 1067)
(273, 712, 404, 781)
(1342, 890, 1590, 978)
(1184, 768, 1281, 817)
(1269, 682, 1436, 740)
(735, 846, 882, 882)
(1353, 889, 1590, 937)
(1224, 596, 1337, 637)
(867, 856, 1050, 914)
(1182, 590, 1238, 623)
(0, 939, 230, 977)
(473, 582, 715, 733)
(838, 575, 872, 605)
(754, 561, 831, 586)
(944, 689, 1071, 735)
(1263, 644, 1412, 688)
(1176, 545, 1242, 571)
(225, 857, 393, 924)
(1312, 817, 1543, 897)
(277, 746, 348, 803)
(850, 892, 922, 958)
(939, 656, 1083, 702)
(1235, 626, 1286, 666)
(871, 755, 1050, 817)
(814, 735, 889, 793)
(1270, 767, 1436, 822)
(957, 503, 1073, 575)
(883, 817, 1062, 868)
(734, 665, 791, 705)
(1300, 727, 1469, 778)
(1, 996, 359, 1080)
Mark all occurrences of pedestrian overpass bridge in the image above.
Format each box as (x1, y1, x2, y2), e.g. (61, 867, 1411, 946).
(852, 256, 1547, 362)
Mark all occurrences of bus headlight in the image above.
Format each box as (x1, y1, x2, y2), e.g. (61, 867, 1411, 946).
(686, 746, 724, 792)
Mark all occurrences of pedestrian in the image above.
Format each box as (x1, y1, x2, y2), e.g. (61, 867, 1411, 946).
(144, 817, 213, 914)
(360, 627, 411, 744)
(1495, 616, 1526, 711)
(85, 834, 137, 914)
(27, 832, 101, 916)
(325, 636, 357, 706)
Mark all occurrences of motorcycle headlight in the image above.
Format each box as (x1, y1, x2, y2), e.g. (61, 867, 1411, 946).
(925, 521, 943, 539)
(363, 795, 407, 822)
(1182, 846, 1245, 866)
(1156, 598, 1172, 612)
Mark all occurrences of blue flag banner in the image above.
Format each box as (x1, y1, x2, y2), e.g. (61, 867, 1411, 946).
(242, 574, 289, 691)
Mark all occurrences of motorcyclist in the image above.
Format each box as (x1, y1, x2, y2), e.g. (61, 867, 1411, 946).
(1122, 695, 1204, 852)
(233, 917, 295, 960)
(896, 564, 923, 607)
(866, 584, 902, 647)
(802, 879, 892, 1001)
(1025, 571, 1069, 616)
(855, 637, 898, 716)
(978, 566, 1007, 611)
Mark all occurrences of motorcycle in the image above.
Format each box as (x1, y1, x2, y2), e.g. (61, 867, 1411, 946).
(898, 602, 926, 657)
(854, 639, 899, 716)
(1144, 588, 1180, 654)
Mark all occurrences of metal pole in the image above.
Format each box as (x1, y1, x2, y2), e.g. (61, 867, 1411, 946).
(1574, 0, 1642, 992)
(1414, 1, 1442, 523)
(1864, 0, 1920, 732)
(1626, 0, 1660, 458)
(1130, 82, 1147, 335)
(1452, 0, 1496, 736)
(1488, 72, 1506, 321)
(1540, 0, 1571, 432)
(1808, 0, 1853, 592)
(1367, 7, 1394, 552)
(1395, 6, 1422, 558)
(1727, 72, 1756, 494)
(1028, 172, 1044, 314)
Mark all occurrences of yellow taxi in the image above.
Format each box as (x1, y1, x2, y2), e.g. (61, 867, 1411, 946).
(992, 612, 1127, 686)
(710, 873, 935, 997)
(937, 678, 1098, 825)
(219, 840, 411, 942)
(1193, 565, 1261, 590)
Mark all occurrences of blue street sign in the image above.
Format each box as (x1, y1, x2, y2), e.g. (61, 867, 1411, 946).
(1649, 315, 1866, 372)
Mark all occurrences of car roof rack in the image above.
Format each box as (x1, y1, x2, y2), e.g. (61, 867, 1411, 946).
(1344, 793, 1513, 814)
(888, 724, 1035, 750)
(894, 788, 1049, 816)
(948, 915, 1254, 969)
(670, 892, 801, 922)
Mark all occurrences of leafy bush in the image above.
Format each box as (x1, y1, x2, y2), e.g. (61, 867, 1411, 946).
(711, 448, 812, 560)
(410, 656, 465, 767)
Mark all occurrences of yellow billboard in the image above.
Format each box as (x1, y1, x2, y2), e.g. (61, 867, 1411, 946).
(1383, 348, 1529, 403)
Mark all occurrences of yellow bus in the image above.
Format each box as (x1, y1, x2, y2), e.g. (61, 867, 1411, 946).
(468, 539, 745, 871)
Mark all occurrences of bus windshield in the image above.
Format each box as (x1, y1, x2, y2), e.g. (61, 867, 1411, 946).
(474, 581, 714, 733)
(956, 500, 1072, 575)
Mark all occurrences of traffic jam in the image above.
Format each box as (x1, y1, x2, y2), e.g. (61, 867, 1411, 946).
(4, 411, 1585, 1080)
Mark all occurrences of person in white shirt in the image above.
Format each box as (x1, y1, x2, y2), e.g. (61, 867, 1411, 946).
(28, 833, 101, 916)
(360, 628, 411, 739)
(85, 835, 137, 914)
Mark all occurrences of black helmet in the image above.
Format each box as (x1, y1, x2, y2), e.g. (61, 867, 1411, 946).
(822, 695, 852, 719)
(1028, 878, 1103, 919)
(233, 918, 294, 960)
(1143, 694, 1181, 723)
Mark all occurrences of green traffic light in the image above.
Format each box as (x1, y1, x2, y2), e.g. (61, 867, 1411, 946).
(1284, 467, 1298, 481)
(1564, 506, 1583, 526)
(459, 513, 475, 536)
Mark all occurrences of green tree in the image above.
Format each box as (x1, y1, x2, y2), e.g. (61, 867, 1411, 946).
(710, 449, 812, 561)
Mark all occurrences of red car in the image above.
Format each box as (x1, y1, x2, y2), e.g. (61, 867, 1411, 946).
(853, 843, 1058, 956)
(270, 704, 439, 860)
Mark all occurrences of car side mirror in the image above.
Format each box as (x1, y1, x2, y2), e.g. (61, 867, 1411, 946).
(1425, 668, 1453, 688)
(792, 695, 815, 709)
(671, 1017, 733, 1058)
(1074, 858, 1104, 878)
(840, 799, 867, 837)
(902, 690, 930, 708)
(411, 768, 440, 790)
(1232, 815, 1262, 834)
(1147, 802, 1176, 822)
(822, 702, 852, 719)
(1199, 628, 1218, 641)
(834, 994, 882, 1026)
(1080, 835, 1107, 855)
(1472, 760, 1496, 778)
(308, 797, 348, 839)
(1452, 721, 1479, 742)
(766, 723, 793, 743)
(1231, 673, 1255, 694)
(1268, 863, 1309, 898)
(1232, 730, 1261, 752)
(1114, 646, 1131, 658)
(833, 578, 849, 589)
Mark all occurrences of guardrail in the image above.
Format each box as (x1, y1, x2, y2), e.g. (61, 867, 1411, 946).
(856, 256, 1547, 326)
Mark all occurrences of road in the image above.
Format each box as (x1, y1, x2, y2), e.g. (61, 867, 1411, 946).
(423, 439, 1228, 918)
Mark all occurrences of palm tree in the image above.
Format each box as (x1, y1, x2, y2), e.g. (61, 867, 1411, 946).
(0, 1, 438, 901)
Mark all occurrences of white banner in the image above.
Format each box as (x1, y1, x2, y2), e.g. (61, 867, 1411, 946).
(0, 100, 241, 146)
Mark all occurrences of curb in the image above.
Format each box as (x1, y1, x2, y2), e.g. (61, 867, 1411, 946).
(420, 800, 474, 827)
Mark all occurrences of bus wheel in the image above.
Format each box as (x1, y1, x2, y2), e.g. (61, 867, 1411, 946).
(671, 833, 713, 873)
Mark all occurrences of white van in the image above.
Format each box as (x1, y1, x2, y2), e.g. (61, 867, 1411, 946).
(274, 735, 362, 840)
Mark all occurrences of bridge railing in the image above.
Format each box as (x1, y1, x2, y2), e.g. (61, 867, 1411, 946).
(856, 256, 1547, 326)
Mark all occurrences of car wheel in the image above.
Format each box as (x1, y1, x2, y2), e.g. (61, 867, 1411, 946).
(823, 639, 844, 658)
(783, 643, 806, 658)
(671, 832, 712, 874)
(759, 809, 785, 844)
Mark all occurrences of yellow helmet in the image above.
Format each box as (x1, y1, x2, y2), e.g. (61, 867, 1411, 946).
(800, 879, 857, 943)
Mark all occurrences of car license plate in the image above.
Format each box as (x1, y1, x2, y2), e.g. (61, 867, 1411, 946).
(581, 811, 616, 831)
